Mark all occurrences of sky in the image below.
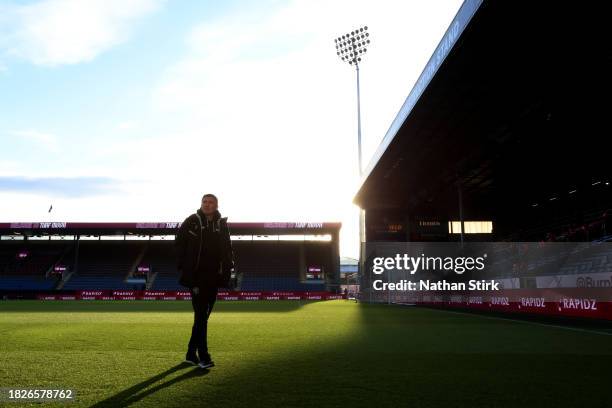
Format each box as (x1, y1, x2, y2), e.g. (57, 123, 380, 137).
(0, 0, 463, 258)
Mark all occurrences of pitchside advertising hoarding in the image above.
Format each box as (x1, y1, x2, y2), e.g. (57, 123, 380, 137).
(362, 242, 612, 320)
(35, 290, 345, 301)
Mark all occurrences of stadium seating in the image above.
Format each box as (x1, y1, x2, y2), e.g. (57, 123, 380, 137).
(0, 275, 57, 290)
(0, 239, 333, 292)
(240, 276, 325, 291)
(62, 275, 131, 290)
(540, 209, 612, 243)
(141, 242, 179, 289)
(0, 242, 68, 290)
(481, 241, 612, 282)
(61, 242, 143, 290)
(151, 275, 182, 290)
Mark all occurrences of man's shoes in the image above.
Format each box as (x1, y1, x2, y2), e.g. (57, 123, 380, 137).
(184, 349, 199, 365)
(198, 352, 215, 369)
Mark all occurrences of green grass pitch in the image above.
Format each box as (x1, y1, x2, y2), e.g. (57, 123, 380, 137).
(1, 300, 611, 408)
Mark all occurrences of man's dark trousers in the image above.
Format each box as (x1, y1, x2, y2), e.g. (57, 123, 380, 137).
(188, 286, 218, 356)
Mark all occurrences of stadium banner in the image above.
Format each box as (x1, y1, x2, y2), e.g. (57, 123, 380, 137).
(376, 288, 612, 320)
(361, 241, 612, 320)
(535, 271, 612, 289)
(31, 290, 346, 301)
(0, 221, 340, 231)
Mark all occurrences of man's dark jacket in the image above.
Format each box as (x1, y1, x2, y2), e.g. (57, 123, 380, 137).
(175, 209, 234, 288)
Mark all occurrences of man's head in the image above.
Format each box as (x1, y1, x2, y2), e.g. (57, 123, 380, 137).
(200, 193, 218, 216)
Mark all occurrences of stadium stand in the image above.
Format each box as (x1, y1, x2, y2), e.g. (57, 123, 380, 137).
(352, 0, 611, 246)
(347, 0, 612, 319)
(0, 222, 340, 294)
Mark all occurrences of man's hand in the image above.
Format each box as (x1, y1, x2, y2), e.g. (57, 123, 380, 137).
(191, 286, 199, 295)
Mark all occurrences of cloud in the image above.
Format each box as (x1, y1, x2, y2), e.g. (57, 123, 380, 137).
(0, 176, 121, 197)
(10, 129, 59, 152)
(1, 0, 163, 66)
(117, 120, 140, 131)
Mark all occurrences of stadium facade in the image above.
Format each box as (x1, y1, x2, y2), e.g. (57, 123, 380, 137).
(353, 0, 612, 319)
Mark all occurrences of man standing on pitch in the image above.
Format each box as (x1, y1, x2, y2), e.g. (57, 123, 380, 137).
(175, 193, 234, 368)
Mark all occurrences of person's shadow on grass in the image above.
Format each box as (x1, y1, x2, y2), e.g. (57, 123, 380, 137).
(89, 362, 209, 407)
